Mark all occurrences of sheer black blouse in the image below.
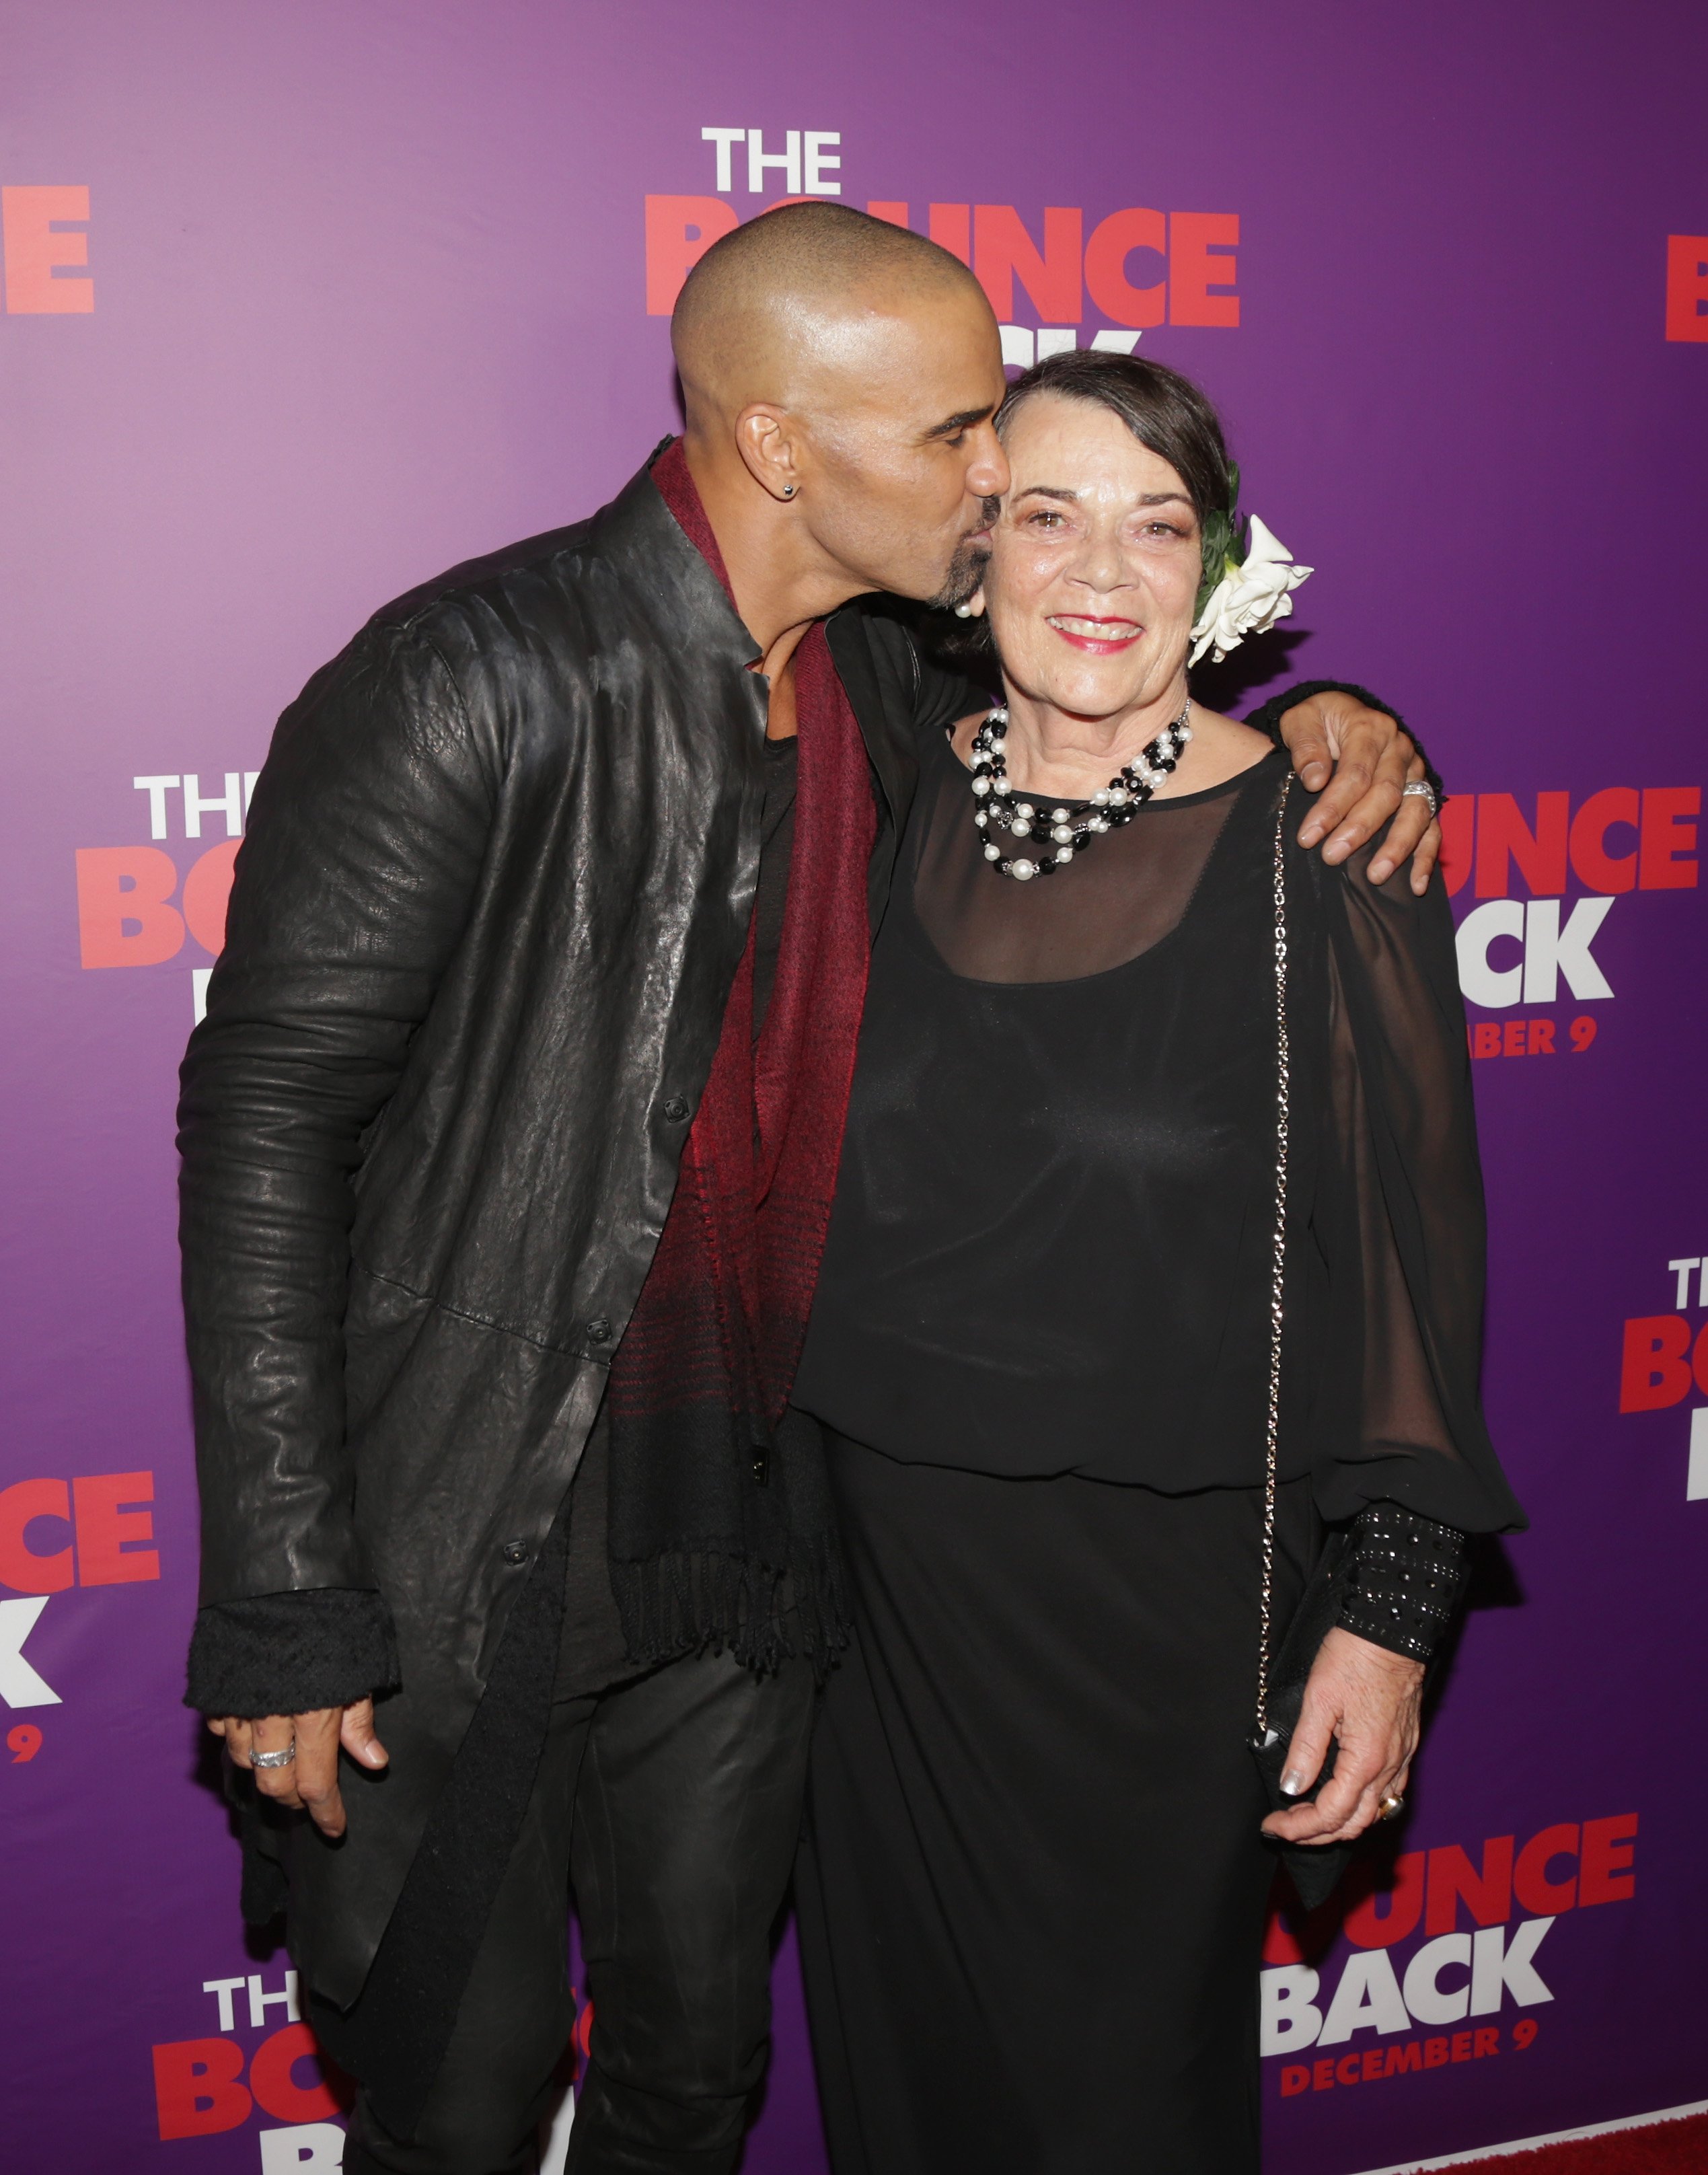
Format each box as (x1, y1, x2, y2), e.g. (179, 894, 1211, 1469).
(794, 727, 1524, 1656)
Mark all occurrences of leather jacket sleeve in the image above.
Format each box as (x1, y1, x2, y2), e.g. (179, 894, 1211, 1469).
(178, 618, 497, 1615)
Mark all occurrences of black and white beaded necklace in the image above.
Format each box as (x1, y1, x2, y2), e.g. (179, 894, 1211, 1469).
(968, 698, 1193, 880)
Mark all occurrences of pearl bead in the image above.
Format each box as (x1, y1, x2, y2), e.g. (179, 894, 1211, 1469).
(1109, 788, 1128, 807)
(1051, 824, 1074, 844)
(1016, 803, 1034, 820)
(1012, 819, 1031, 837)
(971, 776, 991, 795)
(994, 780, 1012, 795)
(975, 811, 988, 827)
(1089, 816, 1108, 832)
(1092, 788, 1111, 806)
(1052, 807, 1070, 823)
(1010, 859, 1037, 880)
(984, 843, 1000, 860)
(1055, 848, 1074, 864)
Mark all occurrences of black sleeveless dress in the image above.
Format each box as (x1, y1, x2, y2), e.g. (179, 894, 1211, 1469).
(791, 727, 1521, 2174)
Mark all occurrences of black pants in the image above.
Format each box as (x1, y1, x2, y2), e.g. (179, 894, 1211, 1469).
(344, 1645, 814, 2175)
(796, 1436, 1319, 2175)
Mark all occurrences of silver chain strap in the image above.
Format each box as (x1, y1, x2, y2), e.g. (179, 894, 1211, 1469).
(1255, 777, 1292, 1742)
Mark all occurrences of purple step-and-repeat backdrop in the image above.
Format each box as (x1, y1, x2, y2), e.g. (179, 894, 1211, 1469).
(3, 4, 1705, 2170)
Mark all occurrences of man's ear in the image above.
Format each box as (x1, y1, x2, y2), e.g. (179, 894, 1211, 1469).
(734, 405, 805, 503)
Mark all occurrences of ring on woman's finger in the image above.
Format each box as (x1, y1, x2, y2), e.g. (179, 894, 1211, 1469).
(1377, 1792, 1405, 1822)
(250, 1742, 297, 1769)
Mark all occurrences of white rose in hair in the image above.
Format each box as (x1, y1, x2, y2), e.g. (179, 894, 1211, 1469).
(1188, 515, 1312, 666)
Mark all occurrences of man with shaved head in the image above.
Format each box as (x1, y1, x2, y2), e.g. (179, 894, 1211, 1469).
(180, 202, 1432, 2174)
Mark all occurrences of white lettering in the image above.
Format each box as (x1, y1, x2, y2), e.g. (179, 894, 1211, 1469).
(1688, 1408, 1708, 1502)
(1471, 1917, 1555, 2012)
(133, 775, 180, 839)
(258, 2125, 346, 2172)
(1316, 1948, 1411, 2043)
(1259, 1964, 1323, 2055)
(182, 770, 244, 839)
(746, 128, 801, 196)
(700, 128, 745, 193)
(202, 1977, 247, 2031)
(1455, 899, 1524, 1008)
(1522, 896, 1614, 1002)
(0, 1596, 61, 1709)
(248, 1968, 301, 2028)
(803, 131, 842, 196)
(1402, 1932, 1473, 2025)
(1669, 1258, 1701, 1310)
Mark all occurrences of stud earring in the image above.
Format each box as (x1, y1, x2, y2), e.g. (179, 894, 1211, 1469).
(782, 484, 796, 498)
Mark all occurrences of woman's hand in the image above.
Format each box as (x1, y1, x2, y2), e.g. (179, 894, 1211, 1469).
(1260, 1628, 1424, 1848)
(208, 1699, 388, 1839)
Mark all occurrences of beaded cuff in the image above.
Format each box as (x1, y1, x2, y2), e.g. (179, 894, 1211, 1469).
(1339, 1505, 1466, 1662)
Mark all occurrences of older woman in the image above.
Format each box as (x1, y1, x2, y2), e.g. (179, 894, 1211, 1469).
(790, 351, 1524, 2174)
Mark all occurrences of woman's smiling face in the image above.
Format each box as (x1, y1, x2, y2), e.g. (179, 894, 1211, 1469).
(983, 392, 1203, 721)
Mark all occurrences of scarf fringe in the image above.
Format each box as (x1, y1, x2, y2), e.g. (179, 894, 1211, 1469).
(610, 1541, 849, 1682)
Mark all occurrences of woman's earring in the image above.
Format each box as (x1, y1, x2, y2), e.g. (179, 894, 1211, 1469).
(781, 484, 797, 499)
(954, 588, 987, 620)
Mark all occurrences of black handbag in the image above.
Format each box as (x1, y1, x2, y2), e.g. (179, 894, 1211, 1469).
(1246, 780, 1357, 1913)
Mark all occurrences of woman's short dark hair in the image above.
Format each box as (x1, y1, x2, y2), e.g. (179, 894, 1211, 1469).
(996, 348, 1234, 530)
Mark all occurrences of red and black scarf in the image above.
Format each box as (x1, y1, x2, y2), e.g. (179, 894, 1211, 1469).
(603, 441, 875, 1666)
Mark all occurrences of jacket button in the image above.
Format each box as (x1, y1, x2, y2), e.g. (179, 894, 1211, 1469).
(500, 1540, 529, 1566)
(587, 1318, 613, 1344)
(663, 1096, 690, 1123)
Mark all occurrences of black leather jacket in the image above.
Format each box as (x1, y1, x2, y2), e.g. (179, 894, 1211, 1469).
(177, 453, 968, 1999)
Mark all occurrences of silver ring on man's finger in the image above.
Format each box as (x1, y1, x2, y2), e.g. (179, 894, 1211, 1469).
(1400, 780, 1438, 817)
(1377, 1791, 1405, 1821)
(250, 1743, 297, 1769)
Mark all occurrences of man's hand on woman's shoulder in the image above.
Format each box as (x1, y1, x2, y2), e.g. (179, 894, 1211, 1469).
(1275, 688, 1442, 895)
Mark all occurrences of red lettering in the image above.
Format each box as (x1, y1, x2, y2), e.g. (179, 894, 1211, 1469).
(642, 195, 739, 317)
(1169, 211, 1238, 326)
(2, 185, 93, 314)
(1514, 1823, 1578, 1915)
(0, 1479, 74, 1593)
(182, 838, 240, 956)
(1280, 2064, 1310, 2097)
(1665, 235, 1708, 342)
(75, 846, 185, 968)
(1385, 2042, 1423, 2075)
(1438, 795, 1473, 896)
(1425, 1837, 1513, 1934)
(973, 205, 1082, 322)
(248, 2021, 344, 2123)
(1569, 788, 1639, 893)
(1361, 2047, 1385, 2080)
(927, 205, 971, 266)
(1475, 792, 1569, 897)
(1580, 1812, 1637, 1905)
(1336, 2053, 1362, 2086)
(1619, 1316, 1693, 1412)
(1472, 1022, 1501, 1059)
(72, 1471, 159, 1586)
(1697, 1321, 1708, 1397)
(865, 202, 909, 228)
(1528, 1019, 1556, 1054)
(1424, 2037, 1449, 2068)
(1083, 208, 1166, 328)
(1452, 2031, 1473, 2062)
(152, 2037, 251, 2139)
(1345, 1853, 1425, 1948)
(1313, 2057, 1336, 2090)
(1475, 2026, 1500, 2057)
(1262, 1904, 1304, 1965)
(1639, 787, 1699, 889)
(1502, 1019, 1525, 1056)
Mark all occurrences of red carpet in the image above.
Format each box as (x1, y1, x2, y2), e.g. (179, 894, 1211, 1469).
(1448, 2112, 1708, 2172)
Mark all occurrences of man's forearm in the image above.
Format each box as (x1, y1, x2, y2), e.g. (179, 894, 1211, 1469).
(186, 1587, 398, 1717)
